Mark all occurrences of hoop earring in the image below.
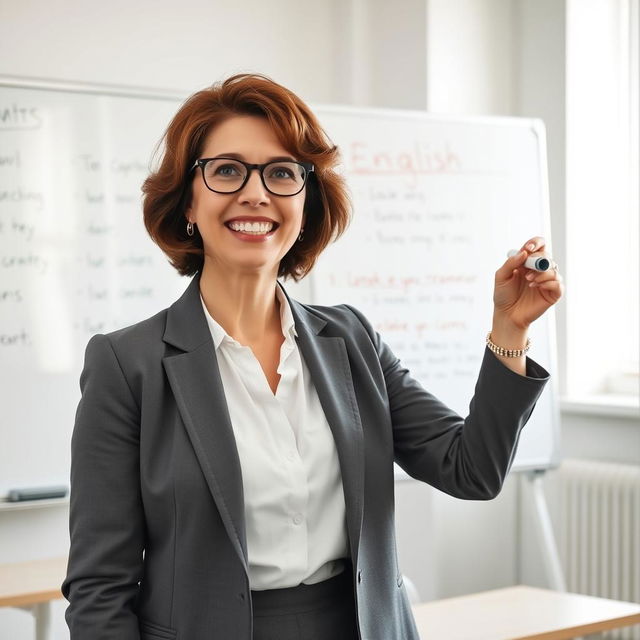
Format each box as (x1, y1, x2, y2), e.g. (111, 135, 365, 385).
(297, 228, 304, 242)
(186, 221, 195, 237)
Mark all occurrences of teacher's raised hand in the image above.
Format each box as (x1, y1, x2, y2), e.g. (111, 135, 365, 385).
(493, 236, 564, 331)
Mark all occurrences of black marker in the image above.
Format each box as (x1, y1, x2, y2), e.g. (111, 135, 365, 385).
(6, 486, 68, 502)
(508, 249, 552, 271)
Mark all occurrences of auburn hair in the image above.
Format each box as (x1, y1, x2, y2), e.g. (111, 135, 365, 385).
(142, 73, 352, 281)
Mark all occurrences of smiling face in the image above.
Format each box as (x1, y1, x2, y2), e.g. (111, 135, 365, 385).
(186, 115, 307, 279)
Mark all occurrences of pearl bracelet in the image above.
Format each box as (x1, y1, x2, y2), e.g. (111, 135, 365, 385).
(486, 332, 531, 358)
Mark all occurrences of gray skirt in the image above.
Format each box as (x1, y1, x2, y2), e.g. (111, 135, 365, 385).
(251, 563, 359, 640)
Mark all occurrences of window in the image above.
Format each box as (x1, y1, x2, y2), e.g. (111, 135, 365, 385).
(565, 0, 639, 406)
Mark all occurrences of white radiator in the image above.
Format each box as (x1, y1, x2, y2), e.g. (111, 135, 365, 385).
(558, 458, 640, 639)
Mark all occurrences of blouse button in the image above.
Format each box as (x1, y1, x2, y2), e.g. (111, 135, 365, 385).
(293, 513, 303, 525)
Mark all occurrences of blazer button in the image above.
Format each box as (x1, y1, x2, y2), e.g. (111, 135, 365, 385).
(357, 570, 362, 584)
(397, 574, 403, 587)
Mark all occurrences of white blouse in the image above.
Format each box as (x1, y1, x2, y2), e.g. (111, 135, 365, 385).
(199, 284, 349, 590)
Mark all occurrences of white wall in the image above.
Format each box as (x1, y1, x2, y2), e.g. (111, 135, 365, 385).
(0, 0, 339, 102)
(426, 0, 515, 115)
(1, 0, 637, 637)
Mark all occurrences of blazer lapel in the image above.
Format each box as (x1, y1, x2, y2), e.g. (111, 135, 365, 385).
(279, 284, 365, 563)
(162, 274, 248, 572)
(161, 274, 366, 572)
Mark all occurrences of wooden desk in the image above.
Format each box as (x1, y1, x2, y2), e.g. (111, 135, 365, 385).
(3, 562, 640, 640)
(0, 556, 67, 640)
(412, 585, 640, 640)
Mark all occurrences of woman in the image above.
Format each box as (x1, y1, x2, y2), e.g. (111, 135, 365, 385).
(62, 73, 563, 640)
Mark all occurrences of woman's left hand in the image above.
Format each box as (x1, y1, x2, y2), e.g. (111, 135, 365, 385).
(493, 236, 564, 330)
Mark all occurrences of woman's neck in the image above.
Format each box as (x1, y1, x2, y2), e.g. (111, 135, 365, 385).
(198, 261, 281, 346)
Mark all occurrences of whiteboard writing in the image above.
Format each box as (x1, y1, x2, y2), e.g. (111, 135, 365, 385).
(0, 86, 186, 495)
(313, 108, 558, 471)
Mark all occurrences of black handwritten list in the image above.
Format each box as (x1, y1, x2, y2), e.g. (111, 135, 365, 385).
(0, 92, 184, 367)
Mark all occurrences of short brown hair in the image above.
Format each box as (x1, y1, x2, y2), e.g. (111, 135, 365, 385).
(142, 73, 352, 281)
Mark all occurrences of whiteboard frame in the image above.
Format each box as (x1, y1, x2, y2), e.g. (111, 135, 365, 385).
(0, 74, 188, 100)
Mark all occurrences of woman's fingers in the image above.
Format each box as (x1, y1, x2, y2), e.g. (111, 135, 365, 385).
(496, 236, 550, 283)
(526, 268, 562, 285)
(522, 236, 546, 253)
(526, 260, 563, 287)
(535, 279, 565, 301)
(496, 248, 528, 283)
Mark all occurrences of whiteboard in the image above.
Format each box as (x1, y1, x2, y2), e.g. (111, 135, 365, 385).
(0, 80, 561, 500)
(311, 106, 561, 474)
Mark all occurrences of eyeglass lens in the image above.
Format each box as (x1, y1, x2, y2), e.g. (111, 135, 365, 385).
(202, 159, 307, 195)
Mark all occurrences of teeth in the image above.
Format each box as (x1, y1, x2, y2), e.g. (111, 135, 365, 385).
(228, 220, 274, 234)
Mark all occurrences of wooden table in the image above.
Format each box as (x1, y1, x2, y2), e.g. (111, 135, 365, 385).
(3, 560, 640, 640)
(411, 585, 640, 640)
(0, 556, 67, 640)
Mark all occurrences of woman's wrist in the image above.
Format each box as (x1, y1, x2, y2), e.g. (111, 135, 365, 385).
(491, 313, 529, 346)
(489, 327, 529, 351)
(489, 314, 529, 375)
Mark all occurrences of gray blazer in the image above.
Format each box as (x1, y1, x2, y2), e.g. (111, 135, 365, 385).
(62, 272, 549, 640)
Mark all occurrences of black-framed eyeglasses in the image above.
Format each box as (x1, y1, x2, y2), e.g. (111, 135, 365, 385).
(190, 156, 314, 197)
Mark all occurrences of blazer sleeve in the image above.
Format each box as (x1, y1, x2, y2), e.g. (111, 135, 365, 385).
(343, 304, 550, 500)
(61, 333, 144, 639)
